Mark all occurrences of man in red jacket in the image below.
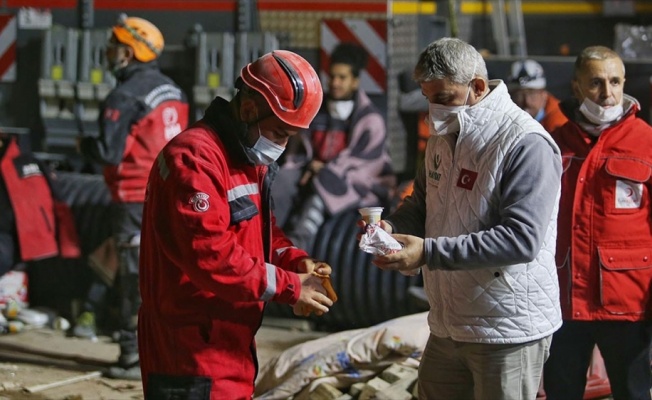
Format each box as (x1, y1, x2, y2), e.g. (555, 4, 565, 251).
(543, 46, 652, 400)
(78, 14, 189, 380)
(138, 50, 337, 399)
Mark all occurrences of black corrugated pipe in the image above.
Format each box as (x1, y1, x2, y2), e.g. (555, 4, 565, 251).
(265, 210, 423, 331)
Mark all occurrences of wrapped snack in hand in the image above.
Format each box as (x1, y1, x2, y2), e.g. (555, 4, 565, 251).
(312, 271, 338, 302)
(296, 271, 338, 317)
(359, 223, 403, 255)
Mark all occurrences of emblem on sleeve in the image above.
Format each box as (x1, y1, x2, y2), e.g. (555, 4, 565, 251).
(189, 192, 210, 212)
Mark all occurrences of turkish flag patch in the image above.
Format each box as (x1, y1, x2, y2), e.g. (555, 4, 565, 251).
(456, 169, 478, 190)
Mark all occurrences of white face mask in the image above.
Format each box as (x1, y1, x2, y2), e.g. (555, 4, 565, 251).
(245, 126, 286, 166)
(327, 99, 355, 120)
(428, 61, 477, 136)
(578, 97, 623, 125)
(428, 83, 473, 136)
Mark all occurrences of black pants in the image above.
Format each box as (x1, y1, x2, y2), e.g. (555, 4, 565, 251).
(111, 202, 143, 360)
(544, 320, 652, 400)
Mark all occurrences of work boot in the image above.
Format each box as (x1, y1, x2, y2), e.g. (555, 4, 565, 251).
(105, 329, 140, 381)
(106, 364, 141, 381)
(105, 351, 140, 381)
(71, 311, 98, 342)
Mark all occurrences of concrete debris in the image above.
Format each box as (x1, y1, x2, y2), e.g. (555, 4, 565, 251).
(311, 382, 344, 400)
(0, 382, 19, 391)
(310, 362, 420, 400)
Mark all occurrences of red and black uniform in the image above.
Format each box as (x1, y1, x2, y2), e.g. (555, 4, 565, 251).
(80, 62, 189, 203)
(79, 61, 188, 365)
(0, 137, 79, 274)
(139, 97, 310, 399)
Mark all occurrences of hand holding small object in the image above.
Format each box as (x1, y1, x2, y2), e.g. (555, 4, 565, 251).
(293, 271, 338, 317)
(371, 233, 424, 275)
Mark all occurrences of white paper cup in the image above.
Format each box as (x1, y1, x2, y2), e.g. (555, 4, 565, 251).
(358, 207, 384, 225)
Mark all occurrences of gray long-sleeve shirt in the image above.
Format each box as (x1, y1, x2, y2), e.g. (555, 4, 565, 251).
(388, 133, 562, 271)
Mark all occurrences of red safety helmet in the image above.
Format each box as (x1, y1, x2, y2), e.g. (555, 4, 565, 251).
(240, 50, 323, 129)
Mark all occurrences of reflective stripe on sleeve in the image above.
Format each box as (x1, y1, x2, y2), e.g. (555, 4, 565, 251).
(260, 263, 277, 301)
(275, 246, 293, 258)
(227, 183, 259, 201)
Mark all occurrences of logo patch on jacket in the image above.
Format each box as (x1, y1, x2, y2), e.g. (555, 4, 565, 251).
(615, 180, 642, 209)
(20, 163, 42, 178)
(104, 108, 120, 122)
(189, 192, 210, 212)
(456, 169, 478, 190)
(163, 107, 182, 141)
(428, 153, 443, 185)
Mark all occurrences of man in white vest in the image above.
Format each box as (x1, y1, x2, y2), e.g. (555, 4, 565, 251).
(368, 37, 563, 399)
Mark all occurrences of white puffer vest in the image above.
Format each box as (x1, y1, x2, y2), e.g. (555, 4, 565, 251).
(424, 81, 562, 344)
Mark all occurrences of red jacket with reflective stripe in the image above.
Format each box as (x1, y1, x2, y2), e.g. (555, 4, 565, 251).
(80, 63, 189, 203)
(552, 101, 652, 321)
(138, 98, 309, 399)
(1, 139, 80, 261)
(103, 101, 188, 202)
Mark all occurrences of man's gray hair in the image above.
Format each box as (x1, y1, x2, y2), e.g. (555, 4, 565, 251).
(413, 37, 488, 84)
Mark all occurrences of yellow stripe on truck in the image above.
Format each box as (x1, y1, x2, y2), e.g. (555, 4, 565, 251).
(459, 1, 652, 15)
(392, 1, 436, 15)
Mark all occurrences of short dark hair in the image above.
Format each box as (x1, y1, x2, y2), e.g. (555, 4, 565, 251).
(330, 43, 368, 78)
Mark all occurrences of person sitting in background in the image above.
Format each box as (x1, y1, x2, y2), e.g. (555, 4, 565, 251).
(507, 59, 568, 133)
(274, 42, 395, 253)
(0, 131, 80, 276)
(77, 14, 189, 380)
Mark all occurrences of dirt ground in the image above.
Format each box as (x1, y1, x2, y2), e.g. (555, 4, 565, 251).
(0, 317, 325, 400)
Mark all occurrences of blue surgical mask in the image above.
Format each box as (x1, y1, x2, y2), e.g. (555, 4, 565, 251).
(245, 126, 285, 166)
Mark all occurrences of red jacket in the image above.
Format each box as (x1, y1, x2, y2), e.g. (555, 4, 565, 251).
(552, 99, 652, 322)
(80, 62, 189, 203)
(541, 93, 568, 134)
(138, 98, 310, 399)
(1, 139, 79, 261)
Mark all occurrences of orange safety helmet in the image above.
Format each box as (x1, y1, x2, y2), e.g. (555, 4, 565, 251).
(240, 50, 323, 129)
(112, 14, 164, 63)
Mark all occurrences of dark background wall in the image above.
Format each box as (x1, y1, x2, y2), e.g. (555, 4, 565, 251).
(5, 2, 652, 155)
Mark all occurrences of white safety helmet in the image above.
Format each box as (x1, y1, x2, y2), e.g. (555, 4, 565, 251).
(507, 59, 546, 90)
